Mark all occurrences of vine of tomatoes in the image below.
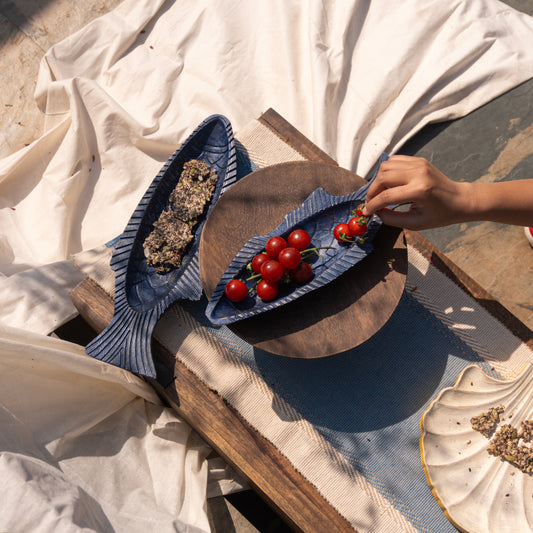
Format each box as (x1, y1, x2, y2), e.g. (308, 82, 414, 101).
(224, 203, 370, 304)
(224, 229, 324, 303)
(333, 203, 370, 244)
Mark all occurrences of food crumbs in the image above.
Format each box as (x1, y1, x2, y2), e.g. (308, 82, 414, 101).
(471, 405, 533, 474)
(470, 405, 504, 438)
(144, 159, 217, 274)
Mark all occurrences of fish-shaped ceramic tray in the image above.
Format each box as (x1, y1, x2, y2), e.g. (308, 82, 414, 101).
(85, 114, 237, 378)
(205, 187, 380, 325)
(420, 363, 533, 532)
(205, 155, 387, 326)
(199, 158, 407, 358)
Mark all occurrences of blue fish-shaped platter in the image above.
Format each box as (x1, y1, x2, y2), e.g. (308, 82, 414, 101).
(86, 114, 237, 378)
(205, 156, 387, 326)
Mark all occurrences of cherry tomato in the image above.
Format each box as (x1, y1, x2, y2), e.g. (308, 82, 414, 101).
(288, 229, 311, 251)
(333, 223, 353, 242)
(260, 259, 285, 282)
(265, 236, 287, 259)
(225, 279, 248, 302)
(354, 204, 365, 217)
(251, 252, 269, 273)
(278, 247, 302, 270)
(348, 217, 367, 237)
(290, 262, 313, 283)
(256, 280, 279, 301)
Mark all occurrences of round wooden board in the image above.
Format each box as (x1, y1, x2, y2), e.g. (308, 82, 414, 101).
(199, 161, 407, 358)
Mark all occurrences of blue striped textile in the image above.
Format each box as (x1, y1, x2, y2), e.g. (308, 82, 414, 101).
(184, 291, 496, 532)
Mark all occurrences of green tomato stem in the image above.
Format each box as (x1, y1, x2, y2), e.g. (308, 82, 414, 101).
(301, 246, 334, 257)
(337, 232, 354, 243)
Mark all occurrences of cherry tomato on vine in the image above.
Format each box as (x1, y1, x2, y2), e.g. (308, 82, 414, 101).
(290, 262, 313, 283)
(225, 279, 248, 302)
(278, 247, 302, 270)
(256, 280, 279, 301)
(265, 236, 287, 259)
(354, 204, 365, 217)
(251, 252, 269, 273)
(260, 259, 285, 283)
(333, 223, 353, 242)
(288, 229, 311, 251)
(348, 217, 367, 237)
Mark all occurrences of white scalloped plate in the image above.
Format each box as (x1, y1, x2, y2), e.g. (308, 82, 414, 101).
(420, 363, 533, 533)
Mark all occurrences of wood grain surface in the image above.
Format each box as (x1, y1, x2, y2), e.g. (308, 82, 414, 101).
(199, 160, 407, 357)
(258, 108, 338, 165)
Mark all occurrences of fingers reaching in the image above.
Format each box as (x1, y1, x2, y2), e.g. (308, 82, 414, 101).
(362, 155, 463, 230)
(363, 156, 424, 215)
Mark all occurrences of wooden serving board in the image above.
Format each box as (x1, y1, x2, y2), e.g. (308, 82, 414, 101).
(199, 161, 407, 358)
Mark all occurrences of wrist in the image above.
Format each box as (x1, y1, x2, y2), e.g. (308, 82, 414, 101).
(452, 182, 477, 223)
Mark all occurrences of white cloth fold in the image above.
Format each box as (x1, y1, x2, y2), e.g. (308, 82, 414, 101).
(0, 323, 211, 532)
(2, 0, 533, 333)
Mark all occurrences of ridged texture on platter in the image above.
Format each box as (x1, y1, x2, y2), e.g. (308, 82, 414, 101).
(205, 154, 388, 325)
(86, 114, 237, 378)
(421, 363, 533, 533)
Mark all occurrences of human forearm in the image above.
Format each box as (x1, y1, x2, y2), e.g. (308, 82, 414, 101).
(364, 155, 533, 230)
(464, 180, 533, 227)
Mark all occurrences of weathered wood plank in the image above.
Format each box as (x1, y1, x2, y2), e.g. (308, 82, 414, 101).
(259, 108, 338, 166)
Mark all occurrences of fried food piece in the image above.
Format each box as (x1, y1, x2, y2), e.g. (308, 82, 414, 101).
(144, 159, 218, 274)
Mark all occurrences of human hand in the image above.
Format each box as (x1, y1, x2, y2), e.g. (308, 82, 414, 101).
(362, 155, 471, 230)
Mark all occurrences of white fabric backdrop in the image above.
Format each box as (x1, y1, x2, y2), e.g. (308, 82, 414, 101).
(1, 0, 532, 530)
(2, 0, 533, 333)
(0, 323, 211, 533)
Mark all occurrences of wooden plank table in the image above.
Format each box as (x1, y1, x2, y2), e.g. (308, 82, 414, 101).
(69, 108, 533, 532)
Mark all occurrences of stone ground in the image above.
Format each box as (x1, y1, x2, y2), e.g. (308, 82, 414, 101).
(1, 0, 532, 531)
(400, 76, 533, 331)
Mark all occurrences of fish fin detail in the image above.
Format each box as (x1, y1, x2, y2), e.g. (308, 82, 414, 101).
(86, 306, 158, 378)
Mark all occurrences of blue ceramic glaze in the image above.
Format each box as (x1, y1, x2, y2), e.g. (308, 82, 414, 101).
(86, 114, 237, 378)
(205, 154, 389, 326)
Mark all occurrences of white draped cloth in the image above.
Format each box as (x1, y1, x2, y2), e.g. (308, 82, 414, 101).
(1, 0, 532, 531)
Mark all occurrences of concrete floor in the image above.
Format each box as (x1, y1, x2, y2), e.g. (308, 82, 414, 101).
(1, 0, 532, 531)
